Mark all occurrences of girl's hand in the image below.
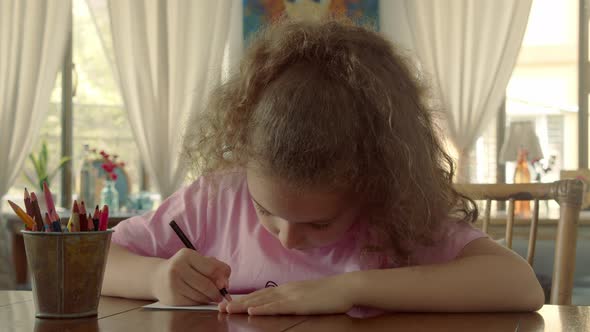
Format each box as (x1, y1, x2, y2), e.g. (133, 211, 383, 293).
(152, 248, 231, 305)
(219, 275, 357, 315)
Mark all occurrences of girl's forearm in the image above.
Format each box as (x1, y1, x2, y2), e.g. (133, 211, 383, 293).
(347, 255, 545, 312)
(102, 243, 164, 300)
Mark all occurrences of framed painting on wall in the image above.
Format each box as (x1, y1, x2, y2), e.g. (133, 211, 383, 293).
(243, 0, 379, 42)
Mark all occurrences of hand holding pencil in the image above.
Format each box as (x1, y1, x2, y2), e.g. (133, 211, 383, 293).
(149, 221, 232, 306)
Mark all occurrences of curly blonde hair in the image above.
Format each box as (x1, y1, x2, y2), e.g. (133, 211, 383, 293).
(183, 18, 477, 261)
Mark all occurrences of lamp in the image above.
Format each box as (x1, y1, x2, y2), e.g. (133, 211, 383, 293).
(499, 121, 544, 217)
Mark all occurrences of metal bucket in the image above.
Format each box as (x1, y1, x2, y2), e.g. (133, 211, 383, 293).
(22, 230, 113, 319)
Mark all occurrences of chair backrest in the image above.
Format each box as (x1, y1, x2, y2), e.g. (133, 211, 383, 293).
(454, 180, 584, 305)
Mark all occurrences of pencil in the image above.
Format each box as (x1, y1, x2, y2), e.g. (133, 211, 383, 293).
(7, 200, 36, 230)
(42, 182, 56, 216)
(79, 209, 88, 232)
(51, 210, 62, 232)
(71, 210, 80, 232)
(66, 200, 76, 231)
(44, 213, 52, 232)
(24, 188, 33, 217)
(92, 205, 100, 231)
(169, 220, 195, 249)
(168, 220, 231, 301)
(98, 205, 109, 231)
(29, 192, 45, 231)
(87, 214, 93, 231)
(80, 201, 87, 216)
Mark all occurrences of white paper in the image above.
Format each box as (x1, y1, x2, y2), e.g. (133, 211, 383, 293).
(143, 294, 246, 311)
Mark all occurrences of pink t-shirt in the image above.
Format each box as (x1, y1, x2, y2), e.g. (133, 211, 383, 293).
(112, 171, 486, 294)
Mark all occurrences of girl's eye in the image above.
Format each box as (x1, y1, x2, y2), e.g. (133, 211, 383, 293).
(254, 203, 271, 216)
(258, 208, 271, 216)
(309, 223, 330, 230)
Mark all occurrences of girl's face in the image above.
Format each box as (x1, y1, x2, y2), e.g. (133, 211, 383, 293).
(246, 167, 360, 250)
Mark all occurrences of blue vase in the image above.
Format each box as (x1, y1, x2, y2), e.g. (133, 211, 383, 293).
(100, 180, 119, 212)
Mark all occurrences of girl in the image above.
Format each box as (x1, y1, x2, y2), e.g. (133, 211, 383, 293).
(102, 19, 544, 315)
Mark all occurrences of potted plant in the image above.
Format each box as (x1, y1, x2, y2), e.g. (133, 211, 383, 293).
(24, 140, 71, 201)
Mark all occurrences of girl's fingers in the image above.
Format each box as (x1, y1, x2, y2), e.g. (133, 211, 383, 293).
(248, 301, 293, 316)
(184, 250, 231, 279)
(218, 301, 229, 312)
(176, 293, 200, 306)
(175, 279, 210, 304)
(226, 289, 278, 313)
(182, 250, 231, 289)
(181, 264, 224, 302)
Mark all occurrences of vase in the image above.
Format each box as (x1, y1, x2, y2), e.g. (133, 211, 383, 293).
(100, 180, 119, 212)
(514, 148, 531, 218)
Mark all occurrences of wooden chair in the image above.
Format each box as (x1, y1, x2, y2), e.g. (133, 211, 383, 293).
(454, 180, 584, 305)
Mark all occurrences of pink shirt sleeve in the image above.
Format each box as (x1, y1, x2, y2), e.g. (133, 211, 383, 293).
(111, 177, 210, 258)
(410, 220, 488, 265)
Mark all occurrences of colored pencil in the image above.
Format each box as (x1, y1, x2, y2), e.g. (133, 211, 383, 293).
(44, 213, 52, 232)
(71, 210, 80, 232)
(42, 182, 56, 215)
(51, 210, 62, 232)
(92, 205, 100, 231)
(24, 188, 33, 217)
(80, 201, 87, 216)
(29, 192, 45, 231)
(66, 200, 78, 231)
(79, 209, 88, 232)
(12, 183, 114, 233)
(87, 215, 93, 231)
(7, 200, 36, 230)
(98, 205, 109, 231)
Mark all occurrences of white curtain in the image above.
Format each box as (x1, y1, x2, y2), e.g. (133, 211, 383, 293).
(404, 0, 532, 182)
(0, 0, 71, 289)
(99, 0, 232, 198)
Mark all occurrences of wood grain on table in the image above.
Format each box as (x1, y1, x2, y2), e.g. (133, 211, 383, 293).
(1, 291, 589, 332)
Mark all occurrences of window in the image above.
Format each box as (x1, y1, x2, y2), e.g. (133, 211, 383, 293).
(6, 0, 145, 210)
(5, 78, 63, 199)
(471, 0, 578, 185)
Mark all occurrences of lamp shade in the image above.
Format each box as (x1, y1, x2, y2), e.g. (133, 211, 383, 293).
(499, 121, 544, 163)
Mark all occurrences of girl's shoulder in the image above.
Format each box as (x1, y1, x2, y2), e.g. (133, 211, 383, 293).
(186, 169, 248, 199)
(185, 169, 253, 221)
(407, 219, 487, 266)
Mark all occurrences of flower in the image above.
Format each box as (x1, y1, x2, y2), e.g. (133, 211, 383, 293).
(91, 147, 125, 183)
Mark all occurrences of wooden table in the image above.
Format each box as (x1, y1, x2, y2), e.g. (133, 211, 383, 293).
(1, 291, 589, 331)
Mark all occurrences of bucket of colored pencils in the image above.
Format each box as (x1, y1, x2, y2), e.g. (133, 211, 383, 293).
(22, 229, 113, 318)
(8, 183, 113, 318)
